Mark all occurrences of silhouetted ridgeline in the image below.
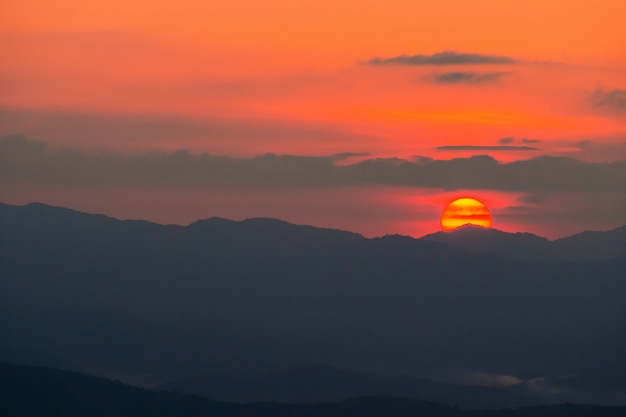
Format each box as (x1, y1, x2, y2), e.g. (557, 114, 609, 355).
(2, 362, 626, 417)
(422, 223, 626, 261)
(1, 202, 625, 406)
(157, 365, 535, 409)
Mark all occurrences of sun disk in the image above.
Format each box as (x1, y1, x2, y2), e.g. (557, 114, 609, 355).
(440, 197, 493, 232)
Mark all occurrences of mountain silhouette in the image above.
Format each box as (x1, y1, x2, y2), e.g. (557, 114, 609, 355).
(3, 361, 626, 417)
(1, 202, 625, 406)
(421, 224, 626, 261)
(157, 364, 534, 408)
(421, 225, 552, 261)
(551, 225, 626, 261)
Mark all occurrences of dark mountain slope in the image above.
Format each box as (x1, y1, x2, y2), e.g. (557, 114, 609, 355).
(1, 202, 625, 406)
(0, 361, 464, 417)
(420, 226, 551, 261)
(3, 362, 626, 417)
(0, 361, 235, 417)
(158, 365, 534, 408)
(553, 225, 626, 261)
(420, 224, 626, 261)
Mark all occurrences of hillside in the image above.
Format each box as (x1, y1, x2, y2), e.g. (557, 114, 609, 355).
(1, 202, 625, 406)
(421, 224, 626, 261)
(3, 362, 626, 417)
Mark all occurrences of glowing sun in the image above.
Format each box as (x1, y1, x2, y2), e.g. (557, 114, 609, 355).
(440, 198, 493, 232)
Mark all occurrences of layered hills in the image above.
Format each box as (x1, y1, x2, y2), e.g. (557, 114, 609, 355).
(1, 202, 625, 406)
(3, 362, 626, 417)
(422, 223, 626, 261)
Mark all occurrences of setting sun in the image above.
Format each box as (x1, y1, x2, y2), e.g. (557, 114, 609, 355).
(441, 198, 493, 232)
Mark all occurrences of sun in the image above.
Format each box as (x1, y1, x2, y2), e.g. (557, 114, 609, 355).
(440, 197, 493, 232)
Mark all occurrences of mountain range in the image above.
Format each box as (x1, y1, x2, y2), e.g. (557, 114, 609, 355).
(3, 361, 626, 417)
(1, 202, 625, 407)
(422, 224, 626, 262)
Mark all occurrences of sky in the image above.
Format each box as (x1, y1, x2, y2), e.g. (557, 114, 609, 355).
(1, 0, 625, 238)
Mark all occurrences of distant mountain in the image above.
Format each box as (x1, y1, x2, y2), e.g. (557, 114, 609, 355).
(420, 224, 626, 261)
(0, 361, 234, 417)
(421, 225, 551, 261)
(552, 225, 626, 261)
(1, 202, 626, 407)
(3, 362, 626, 417)
(158, 365, 534, 408)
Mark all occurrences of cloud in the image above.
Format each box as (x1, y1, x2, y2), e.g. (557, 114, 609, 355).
(436, 145, 540, 151)
(520, 138, 542, 144)
(0, 108, 382, 155)
(591, 88, 626, 113)
(448, 370, 524, 387)
(554, 139, 626, 162)
(518, 193, 550, 204)
(329, 152, 371, 161)
(498, 137, 542, 146)
(1, 136, 624, 193)
(367, 51, 517, 66)
(429, 71, 510, 84)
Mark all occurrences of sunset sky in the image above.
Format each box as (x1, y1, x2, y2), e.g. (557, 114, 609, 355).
(1, 0, 625, 238)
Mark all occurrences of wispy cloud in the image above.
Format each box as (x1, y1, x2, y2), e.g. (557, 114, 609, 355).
(436, 145, 539, 151)
(517, 192, 550, 204)
(520, 138, 542, 144)
(428, 71, 510, 84)
(0, 108, 382, 155)
(592, 88, 626, 113)
(367, 51, 517, 66)
(497, 137, 542, 145)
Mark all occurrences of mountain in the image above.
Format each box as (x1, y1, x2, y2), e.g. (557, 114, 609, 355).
(0, 361, 237, 417)
(3, 362, 626, 417)
(420, 224, 626, 261)
(420, 225, 552, 261)
(552, 225, 626, 261)
(1, 202, 626, 406)
(157, 365, 534, 408)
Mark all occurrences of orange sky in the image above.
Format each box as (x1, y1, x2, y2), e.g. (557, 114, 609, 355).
(2, 0, 626, 154)
(3, 1, 626, 62)
(1, 0, 625, 237)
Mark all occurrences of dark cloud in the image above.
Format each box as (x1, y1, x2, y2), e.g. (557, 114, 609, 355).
(591, 88, 626, 113)
(498, 137, 542, 145)
(1, 135, 624, 193)
(500, 205, 532, 212)
(518, 193, 550, 204)
(559, 139, 626, 162)
(330, 152, 370, 161)
(429, 71, 510, 84)
(436, 145, 540, 151)
(520, 138, 542, 144)
(367, 51, 517, 66)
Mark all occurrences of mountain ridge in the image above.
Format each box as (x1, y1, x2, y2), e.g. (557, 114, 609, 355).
(156, 364, 536, 408)
(421, 223, 626, 261)
(4, 201, 624, 262)
(3, 361, 626, 417)
(1, 201, 625, 406)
